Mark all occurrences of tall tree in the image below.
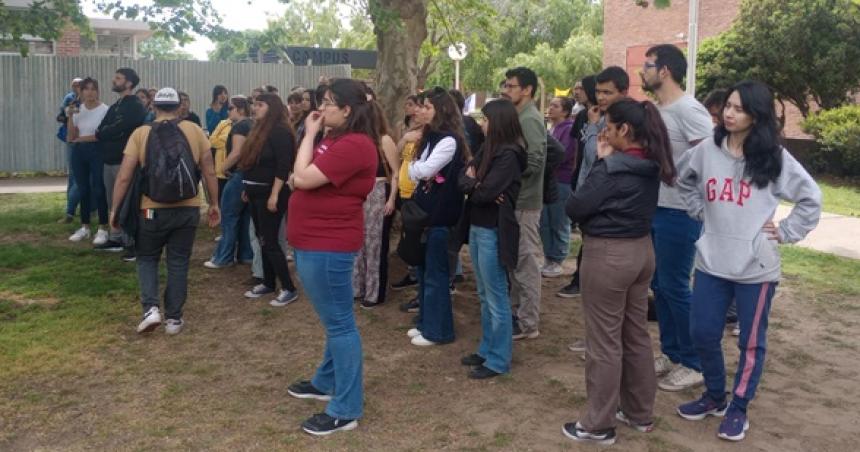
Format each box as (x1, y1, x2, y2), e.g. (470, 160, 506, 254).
(696, 0, 860, 116)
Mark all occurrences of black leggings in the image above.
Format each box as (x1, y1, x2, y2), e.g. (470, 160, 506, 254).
(248, 188, 295, 292)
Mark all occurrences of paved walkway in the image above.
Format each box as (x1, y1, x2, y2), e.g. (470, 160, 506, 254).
(2, 177, 859, 260)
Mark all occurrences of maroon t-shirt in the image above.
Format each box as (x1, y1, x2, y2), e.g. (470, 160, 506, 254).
(287, 132, 377, 252)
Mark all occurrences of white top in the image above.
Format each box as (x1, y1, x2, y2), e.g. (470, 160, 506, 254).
(408, 136, 456, 182)
(73, 103, 109, 136)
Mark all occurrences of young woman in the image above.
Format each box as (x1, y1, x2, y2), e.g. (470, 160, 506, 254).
(405, 87, 469, 347)
(675, 81, 821, 442)
(66, 77, 110, 245)
(205, 85, 229, 133)
(205, 96, 254, 268)
(178, 91, 202, 127)
(353, 93, 400, 309)
(238, 93, 299, 307)
(540, 96, 577, 278)
(403, 94, 419, 130)
(295, 88, 319, 141)
(457, 99, 526, 379)
(285, 78, 380, 436)
(562, 98, 676, 446)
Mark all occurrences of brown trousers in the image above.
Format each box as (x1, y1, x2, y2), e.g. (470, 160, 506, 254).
(579, 234, 657, 431)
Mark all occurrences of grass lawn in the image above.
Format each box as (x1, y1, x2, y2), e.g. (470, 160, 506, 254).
(816, 177, 860, 217)
(2, 192, 859, 451)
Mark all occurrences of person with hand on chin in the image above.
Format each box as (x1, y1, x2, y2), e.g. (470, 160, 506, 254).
(285, 79, 379, 436)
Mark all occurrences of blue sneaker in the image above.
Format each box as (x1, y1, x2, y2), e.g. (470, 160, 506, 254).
(677, 393, 728, 421)
(718, 407, 749, 441)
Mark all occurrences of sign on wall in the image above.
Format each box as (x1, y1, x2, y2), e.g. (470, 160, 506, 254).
(285, 46, 378, 70)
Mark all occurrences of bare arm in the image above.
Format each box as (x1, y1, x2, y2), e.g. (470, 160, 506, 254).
(199, 147, 221, 227)
(292, 112, 330, 190)
(382, 135, 400, 214)
(222, 135, 246, 172)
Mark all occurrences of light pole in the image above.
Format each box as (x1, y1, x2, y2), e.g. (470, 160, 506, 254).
(447, 42, 468, 91)
(686, 0, 700, 95)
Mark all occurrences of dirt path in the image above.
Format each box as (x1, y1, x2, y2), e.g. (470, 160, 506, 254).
(2, 232, 859, 451)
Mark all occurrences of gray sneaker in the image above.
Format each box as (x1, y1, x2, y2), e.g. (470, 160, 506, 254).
(270, 289, 299, 307)
(164, 318, 184, 335)
(244, 284, 274, 299)
(654, 354, 675, 377)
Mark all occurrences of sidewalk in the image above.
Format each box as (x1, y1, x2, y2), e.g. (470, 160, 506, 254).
(0, 176, 67, 194)
(2, 177, 859, 260)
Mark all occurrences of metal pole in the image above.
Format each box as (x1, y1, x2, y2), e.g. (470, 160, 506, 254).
(455, 60, 460, 90)
(686, 0, 700, 95)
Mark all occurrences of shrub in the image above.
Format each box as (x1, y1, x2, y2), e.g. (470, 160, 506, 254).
(802, 105, 860, 176)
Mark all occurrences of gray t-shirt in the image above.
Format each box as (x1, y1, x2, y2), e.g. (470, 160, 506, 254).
(658, 94, 714, 209)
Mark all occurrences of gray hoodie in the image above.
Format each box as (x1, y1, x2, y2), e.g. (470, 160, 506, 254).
(677, 137, 822, 283)
(576, 116, 604, 191)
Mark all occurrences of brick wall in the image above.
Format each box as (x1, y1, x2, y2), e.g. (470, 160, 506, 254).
(603, 0, 810, 138)
(55, 26, 81, 56)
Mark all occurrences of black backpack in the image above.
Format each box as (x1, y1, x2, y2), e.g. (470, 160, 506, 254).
(142, 119, 200, 203)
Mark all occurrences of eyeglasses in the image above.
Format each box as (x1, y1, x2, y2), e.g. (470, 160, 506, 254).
(643, 62, 659, 70)
(503, 83, 521, 89)
(320, 98, 338, 108)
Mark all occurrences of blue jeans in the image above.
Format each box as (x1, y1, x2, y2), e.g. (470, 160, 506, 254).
(64, 143, 81, 217)
(651, 207, 702, 371)
(690, 270, 777, 413)
(70, 142, 108, 225)
(416, 226, 455, 343)
(469, 226, 512, 373)
(210, 172, 252, 265)
(540, 181, 572, 263)
(295, 249, 363, 420)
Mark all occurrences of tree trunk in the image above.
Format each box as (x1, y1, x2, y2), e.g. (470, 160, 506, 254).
(370, 0, 428, 138)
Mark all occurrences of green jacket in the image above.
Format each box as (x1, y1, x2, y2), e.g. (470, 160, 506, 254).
(516, 100, 547, 210)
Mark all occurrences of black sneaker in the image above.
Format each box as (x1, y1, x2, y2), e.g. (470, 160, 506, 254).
(390, 274, 418, 291)
(512, 322, 539, 340)
(399, 297, 419, 313)
(302, 413, 358, 436)
(121, 248, 136, 262)
(562, 421, 616, 445)
(360, 299, 384, 310)
(287, 380, 332, 401)
(461, 353, 486, 366)
(469, 365, 501, 380)
(94, 240, 124, 252)
(557, 283, 581, 298)
(449, 282, 457, 296)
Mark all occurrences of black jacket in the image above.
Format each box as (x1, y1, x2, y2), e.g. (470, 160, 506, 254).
(455, 143, 527, 270)
(566, 151, 660, 238)
(542, 132, 565, 204)
(96, 95, 147, 165)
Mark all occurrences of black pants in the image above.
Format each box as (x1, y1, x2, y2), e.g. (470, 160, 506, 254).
(248, 188, 295, 292)
(378, 183, 393, 303)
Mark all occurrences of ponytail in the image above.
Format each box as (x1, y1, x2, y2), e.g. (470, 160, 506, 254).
(606, 98, 676, 185)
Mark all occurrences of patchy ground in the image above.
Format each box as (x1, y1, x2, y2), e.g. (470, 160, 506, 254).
(1, 214, 859, 451)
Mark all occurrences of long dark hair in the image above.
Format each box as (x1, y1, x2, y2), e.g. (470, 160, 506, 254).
(605, 98, 676, 185)
(478, 99, 524, 180)
(325, 78, 381, 149)
(714, 81, 782, 188)
(418, 86, 471, 162)
(211, 85, 227, 106)
(238, 93, 293, 171)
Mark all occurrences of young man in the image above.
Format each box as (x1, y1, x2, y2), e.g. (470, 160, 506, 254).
(57, 78, 83, 224)
(502, 67, 546, 340)
(109, 87, 220, 335)
(95, 68, 147, 259)
(640, 44, 715, 392)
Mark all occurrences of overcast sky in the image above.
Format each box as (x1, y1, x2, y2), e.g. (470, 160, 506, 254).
(83, 0, 290, 60)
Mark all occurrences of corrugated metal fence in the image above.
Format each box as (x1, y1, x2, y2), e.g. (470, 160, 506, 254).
(0, 55, 351, 172)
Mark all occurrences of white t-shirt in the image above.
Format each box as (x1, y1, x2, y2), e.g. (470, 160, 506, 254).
(72, 103, 109, 136)
(658, 94, 715, 210)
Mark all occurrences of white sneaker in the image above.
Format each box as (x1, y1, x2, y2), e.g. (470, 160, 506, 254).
(541, 262, 563, 278)
(92, 228, 109, 246)
(137, 307, 162, 333)
(68, 226, 91, 242)
(654, 354, 674, 377)
(411, 334, 437, 346)
(658, 365, 704, 392)
(164, 318, 184, 335)
(203, 260, 231, 269)
(568, 339, 586, 353)
(732, 325, 740, 337)
(407, 328, 422, 338)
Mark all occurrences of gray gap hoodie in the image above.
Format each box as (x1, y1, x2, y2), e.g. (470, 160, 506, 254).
(676, 137, 822, 283)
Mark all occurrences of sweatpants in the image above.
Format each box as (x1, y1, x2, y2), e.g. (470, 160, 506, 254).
(690, 270, 777, 413)
(579, 235, 657, 431)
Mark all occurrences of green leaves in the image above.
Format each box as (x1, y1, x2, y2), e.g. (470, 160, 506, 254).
(696, 0, 860, 117)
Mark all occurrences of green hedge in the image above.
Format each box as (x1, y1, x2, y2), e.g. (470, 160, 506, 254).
(802, 105, 860, 176)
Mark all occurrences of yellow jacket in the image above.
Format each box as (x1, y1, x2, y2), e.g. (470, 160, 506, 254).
(210, 119, 232, 179)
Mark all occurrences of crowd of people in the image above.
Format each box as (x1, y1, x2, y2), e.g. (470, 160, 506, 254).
(54, 42, 822, 443)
